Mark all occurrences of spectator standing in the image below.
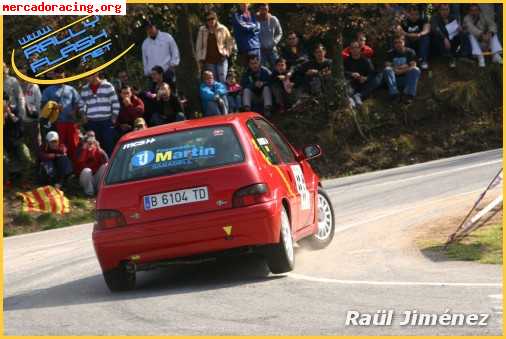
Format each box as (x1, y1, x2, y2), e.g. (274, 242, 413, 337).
(344, 41, 382, 108)
(39, 131, 73, 189)
(257, 4, 283, 68)
(431, 4, 464, 68)
(200, 71, 229, 116)
(19, 72, 42, 157)
(196, 11, 234, 83)
(281, 31, 309, 71)
(142, 21, 180, 82)
(226, 72, 242, 113)
(74, 131, 108, 196)
(80, 73, 120, 156)
(397, 5, 431, 70)
(4, 63, 26, 121)
(298, 44, 333, 97)
(232, 3, 261, 65)
(4, 94, 32, 173)
(342, 32, 374, 60)
(41, 69, 82, 160)
(464, 4, 502, 67)
(241, 55, 273, 117)
(270, 58, 294, 113)
(117, 86, 145, 136)
(383, 35, 421, 102)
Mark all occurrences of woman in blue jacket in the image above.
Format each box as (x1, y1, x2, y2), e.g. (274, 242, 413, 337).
(200, 70, 229, 116)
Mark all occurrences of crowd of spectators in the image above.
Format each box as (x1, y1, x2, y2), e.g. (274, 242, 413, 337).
(3, 3, 503, 196)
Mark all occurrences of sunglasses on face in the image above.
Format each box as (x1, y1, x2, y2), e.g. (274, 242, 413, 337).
(207, 17, 216, 21)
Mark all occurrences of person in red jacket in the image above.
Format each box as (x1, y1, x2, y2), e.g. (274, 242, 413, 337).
(341, 32, 374, 60)
(38, 131, 74, 188)
(117, 86, 145, 137)
(75, 131, 108, 196)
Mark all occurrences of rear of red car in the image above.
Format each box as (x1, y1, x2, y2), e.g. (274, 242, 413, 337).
(92, 118, 284, 286)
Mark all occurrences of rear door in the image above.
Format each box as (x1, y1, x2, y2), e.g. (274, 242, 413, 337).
(102, 125, 251, 225)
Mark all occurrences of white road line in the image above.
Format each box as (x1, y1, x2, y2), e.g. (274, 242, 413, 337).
(334, 188, 491, 234)
(327, 159, 502, 192)
(288, 272, 502, 287)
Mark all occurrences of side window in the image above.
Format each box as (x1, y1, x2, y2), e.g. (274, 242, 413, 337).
(255, 119, 297, 164)
(246, 120, 280, 165)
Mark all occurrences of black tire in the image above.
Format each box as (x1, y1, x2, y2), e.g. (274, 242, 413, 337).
(266, 207, 295, 274)
(103, 266, 136, 292)
(301, 188, 335, 250)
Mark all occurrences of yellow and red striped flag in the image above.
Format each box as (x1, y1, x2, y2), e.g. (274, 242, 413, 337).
(16, 186, 70, 215)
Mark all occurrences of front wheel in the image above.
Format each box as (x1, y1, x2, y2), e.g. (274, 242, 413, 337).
(301, 188, 335, 250)
(266, 207, 295, 274)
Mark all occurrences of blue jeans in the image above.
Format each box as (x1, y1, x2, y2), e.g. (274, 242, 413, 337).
(227, 93, 242, 112)
(204, 97, 229, 116)
(204, 59, 228, 84)
(85, 119, 117, 156)
(261, 48, 279, 69)
(383, 67, 421, 97)
(406, 35, 430, 63)
(40, 156, 73, 185)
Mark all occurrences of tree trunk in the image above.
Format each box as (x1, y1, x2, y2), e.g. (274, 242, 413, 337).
(175, 5, 201, 116)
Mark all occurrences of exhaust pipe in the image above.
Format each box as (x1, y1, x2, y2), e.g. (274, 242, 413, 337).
(124, 261, 136, 273)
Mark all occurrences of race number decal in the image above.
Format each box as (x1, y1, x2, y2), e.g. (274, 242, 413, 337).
(291, 165, 311, 210)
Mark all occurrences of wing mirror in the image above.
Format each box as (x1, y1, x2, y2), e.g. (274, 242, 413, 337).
(300, 144, 322, 161)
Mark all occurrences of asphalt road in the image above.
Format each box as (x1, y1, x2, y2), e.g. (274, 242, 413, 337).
(4, 149, 503, 335)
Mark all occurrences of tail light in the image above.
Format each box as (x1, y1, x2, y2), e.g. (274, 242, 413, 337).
(95, 210, 126, 230)
(233, 183, 270, 208)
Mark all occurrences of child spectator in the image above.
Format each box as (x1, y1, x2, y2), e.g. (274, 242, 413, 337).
(74, 131, 108, 197)
(342, 32, 374, 60)
(117, 86, 145, 136)
(200, 70, 229, 116)
(344, 41, 381, 107)
(270, 58, 294, 113)
(39, 131, 73, 189)
(396, 5, 431, 70)
(226, 71, 242, 113)
(431, 4, 464, 68)
(133, 117, 147, 131)
(463, 4, 502, 67)
(383, 35, 421, 103)
(241, 55, 273, 117)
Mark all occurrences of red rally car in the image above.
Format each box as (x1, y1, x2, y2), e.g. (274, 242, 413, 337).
(93, 112, 335, 292)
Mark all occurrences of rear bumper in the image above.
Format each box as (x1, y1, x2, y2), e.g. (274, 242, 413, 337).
(92, 200, 280, 272)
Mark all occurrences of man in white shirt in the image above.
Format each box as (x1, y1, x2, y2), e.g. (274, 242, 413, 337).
(142, 21, 181, 78)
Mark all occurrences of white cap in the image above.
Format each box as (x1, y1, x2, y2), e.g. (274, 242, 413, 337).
(46, 131, 59, 143)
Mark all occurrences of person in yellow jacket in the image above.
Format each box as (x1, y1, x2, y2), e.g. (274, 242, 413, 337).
(195, 11, 235, 83)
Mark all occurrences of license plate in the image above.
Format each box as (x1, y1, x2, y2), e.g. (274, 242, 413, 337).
(144, 186, 209, 211)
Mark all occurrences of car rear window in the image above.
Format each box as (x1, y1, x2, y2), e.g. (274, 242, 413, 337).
(105, 125, 244, 185)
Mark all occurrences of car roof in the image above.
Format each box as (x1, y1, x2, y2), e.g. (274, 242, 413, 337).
(119, 112, 263, 143)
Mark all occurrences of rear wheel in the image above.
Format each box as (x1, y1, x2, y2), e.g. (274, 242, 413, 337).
(266, 207, 295, 274)
(301, 188, 335, 250)
(103, 265, 136, 292)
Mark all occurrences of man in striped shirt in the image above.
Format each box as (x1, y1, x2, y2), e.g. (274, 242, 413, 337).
(80, 72, 120, 156)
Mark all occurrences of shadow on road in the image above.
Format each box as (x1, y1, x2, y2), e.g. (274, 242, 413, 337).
(4, 254, 284, 312)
